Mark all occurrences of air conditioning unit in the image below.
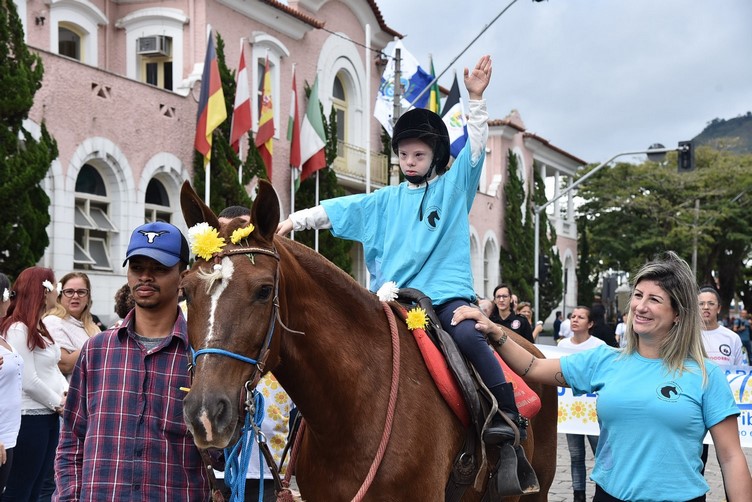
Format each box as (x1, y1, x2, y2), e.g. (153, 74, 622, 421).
(137, 35, 170, 56)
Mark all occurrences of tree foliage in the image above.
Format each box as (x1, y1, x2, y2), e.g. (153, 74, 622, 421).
(499, 152, 563, 321)
(574, 147, 752, 314)
(0, 0, 58, 278)
(499, 151, 532, 302)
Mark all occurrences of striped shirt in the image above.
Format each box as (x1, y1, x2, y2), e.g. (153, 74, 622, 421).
(54, 309, 209, 501)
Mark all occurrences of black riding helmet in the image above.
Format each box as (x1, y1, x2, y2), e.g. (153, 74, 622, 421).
(391, 109, 451, 221)
(391, 108, 451, 179)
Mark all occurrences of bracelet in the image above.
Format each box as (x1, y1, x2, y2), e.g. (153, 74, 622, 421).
(489, 331, 507, 348)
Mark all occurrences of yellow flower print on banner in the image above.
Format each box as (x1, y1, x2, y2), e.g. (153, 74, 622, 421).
(558, 405, 570, 423)
(586, 404, 598, 423)
(267, 404, 283, 421)
(570, 400, 587, 420)
(269, 433, 287, 451)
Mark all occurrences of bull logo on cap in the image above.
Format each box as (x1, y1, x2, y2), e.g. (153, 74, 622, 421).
(138, 230, 168, 243)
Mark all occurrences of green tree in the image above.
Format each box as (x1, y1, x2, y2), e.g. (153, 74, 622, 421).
(532, 167, 563, 321)
(0, 0, 58, 278)
(574, 147, 752, 314)
(192, 32, 265, 214)
(292, 86, 352, 274)
(499, 150, 533, 303)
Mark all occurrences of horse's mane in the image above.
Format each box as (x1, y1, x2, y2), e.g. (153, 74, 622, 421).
(274, 235, 376, 304)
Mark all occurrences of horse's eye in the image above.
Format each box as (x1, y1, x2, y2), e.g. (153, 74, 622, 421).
(256, 285, 273, 301)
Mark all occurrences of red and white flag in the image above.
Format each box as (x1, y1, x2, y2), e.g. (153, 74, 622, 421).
(230, 50, 252, 154)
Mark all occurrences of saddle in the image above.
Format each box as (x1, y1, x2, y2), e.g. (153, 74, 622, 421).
(393, 289, 539, 500)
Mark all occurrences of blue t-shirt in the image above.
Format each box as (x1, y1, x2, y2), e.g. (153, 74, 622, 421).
(561, 345, 739, 501)
(321, 143, 484, 305)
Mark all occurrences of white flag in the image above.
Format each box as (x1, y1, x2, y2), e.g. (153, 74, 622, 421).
(373, 40, 433, 136)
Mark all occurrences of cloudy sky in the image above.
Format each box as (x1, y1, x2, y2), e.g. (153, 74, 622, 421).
(377, 0, 752, 164)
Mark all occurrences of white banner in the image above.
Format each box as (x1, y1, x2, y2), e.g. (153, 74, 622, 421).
(538, 345, 752, 448)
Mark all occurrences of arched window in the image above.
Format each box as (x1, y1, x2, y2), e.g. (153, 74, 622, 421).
(74, 164, 117, 270)
(145, 178, 172, 223)
(332, 74, 347, 142)
(58, 24, 82, 60)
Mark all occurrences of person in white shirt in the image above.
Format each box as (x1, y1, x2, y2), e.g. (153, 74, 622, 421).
(558, 306, 605, 502)
(558, 312, 573, 340)
(0, 267, 67, 501)
(614, 314, 627, 348)
(697, 286, 746, 482)
(699, 287, 745, 366)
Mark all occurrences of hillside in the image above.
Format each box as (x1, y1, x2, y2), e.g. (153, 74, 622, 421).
(693, 112, 752, 154)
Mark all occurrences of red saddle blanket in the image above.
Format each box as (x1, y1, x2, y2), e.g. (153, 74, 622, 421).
(411, 326, 542, 428)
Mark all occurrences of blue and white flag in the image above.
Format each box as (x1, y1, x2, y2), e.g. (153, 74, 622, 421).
(440, 74, 468, 159)
(374, 40, 433, 136)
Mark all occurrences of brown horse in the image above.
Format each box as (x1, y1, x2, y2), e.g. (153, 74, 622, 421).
(180, 180, 557, 501)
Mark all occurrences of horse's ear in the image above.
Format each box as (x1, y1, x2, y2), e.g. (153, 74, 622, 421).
(251, 180, 280, 242)
(181, 180, 220, 229)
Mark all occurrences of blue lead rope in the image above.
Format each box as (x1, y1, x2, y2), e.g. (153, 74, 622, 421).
(223, 391, 266, 502)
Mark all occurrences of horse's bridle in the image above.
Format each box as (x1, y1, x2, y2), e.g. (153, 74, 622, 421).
(188, 245, 281, 393)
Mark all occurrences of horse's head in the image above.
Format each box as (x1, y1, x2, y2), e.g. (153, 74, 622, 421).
(179, 180, 281, 448)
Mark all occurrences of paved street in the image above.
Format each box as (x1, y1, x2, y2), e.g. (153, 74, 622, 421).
(545, 432, 751, 501)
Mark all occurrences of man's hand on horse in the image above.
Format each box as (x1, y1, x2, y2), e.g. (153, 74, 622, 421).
(276, 218, 293, 236)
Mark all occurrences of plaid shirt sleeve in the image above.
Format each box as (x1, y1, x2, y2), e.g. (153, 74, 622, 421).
(55, 335, 90, 501)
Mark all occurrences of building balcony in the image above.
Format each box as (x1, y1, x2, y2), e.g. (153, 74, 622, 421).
(332, 140, 390, 192)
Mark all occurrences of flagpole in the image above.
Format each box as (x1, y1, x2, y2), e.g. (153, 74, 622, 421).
(404, 0, 520, 112)
(204, 25, 212, 206)
(314, 170, 320, 252)
(238, 37, 245, 186)
(290, 66, 296, 242)
(365, 24, 371, 196)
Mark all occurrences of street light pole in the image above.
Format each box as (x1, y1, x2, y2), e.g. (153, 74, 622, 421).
(533, 146, 677, 323)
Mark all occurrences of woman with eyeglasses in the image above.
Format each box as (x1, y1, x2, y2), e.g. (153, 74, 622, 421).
(43, 272, 101, 381)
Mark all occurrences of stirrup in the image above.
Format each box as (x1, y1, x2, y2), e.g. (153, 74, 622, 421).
(482, 412, 528, 446)
(489, 443, 540, 497)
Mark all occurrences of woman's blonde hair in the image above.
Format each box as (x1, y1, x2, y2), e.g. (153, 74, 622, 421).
(48, 272, 100, 336)
(622, 251, 707, 382)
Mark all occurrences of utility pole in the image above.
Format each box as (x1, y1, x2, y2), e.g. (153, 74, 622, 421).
(389, 48, 402, 186)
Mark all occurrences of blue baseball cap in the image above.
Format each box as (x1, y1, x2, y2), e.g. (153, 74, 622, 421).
(123, 222, 189, 267)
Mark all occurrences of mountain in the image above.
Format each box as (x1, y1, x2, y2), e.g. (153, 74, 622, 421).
(693, 112, 752, 154)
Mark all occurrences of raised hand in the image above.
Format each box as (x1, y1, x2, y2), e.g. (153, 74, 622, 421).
(464, 55, 492, 100)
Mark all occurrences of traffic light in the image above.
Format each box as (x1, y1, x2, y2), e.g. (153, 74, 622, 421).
(677, 141, 695, 173)
(538, 254, 551, 283)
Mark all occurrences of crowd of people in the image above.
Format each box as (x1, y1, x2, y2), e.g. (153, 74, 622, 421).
(1, 52, 750, 501)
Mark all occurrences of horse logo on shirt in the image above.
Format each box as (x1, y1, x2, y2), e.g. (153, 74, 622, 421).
(656, 382, 682, 402)
(425, 206, 441, 230)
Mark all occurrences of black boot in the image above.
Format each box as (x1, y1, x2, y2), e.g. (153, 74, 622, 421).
(573, 490, 586, 502)
(483, 383, 528, 445)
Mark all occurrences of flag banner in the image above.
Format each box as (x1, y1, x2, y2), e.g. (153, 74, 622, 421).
(440, 74, 468, 159)
(428, 56, 441, 115)
(230, 50, 252, 154)
(194, 32, 227, 165)
(255, 56, 274, 179)
(300, 76, 327, 181)
(288, 67, 302, 191)
(538, 344, 752, 448)
(374, 40, 433, 136)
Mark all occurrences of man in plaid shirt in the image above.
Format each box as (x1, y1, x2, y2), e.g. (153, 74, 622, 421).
(54, 222, 209, 501)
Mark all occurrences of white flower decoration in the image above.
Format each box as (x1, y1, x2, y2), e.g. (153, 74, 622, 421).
(376, 281, 399, 302)
(57, 282, 63, 294)
(2, 288, 9, 302)
(42, 280, 54, 292)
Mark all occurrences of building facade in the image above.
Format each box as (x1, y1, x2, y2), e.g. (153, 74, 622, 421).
(15, 0, 583, 324)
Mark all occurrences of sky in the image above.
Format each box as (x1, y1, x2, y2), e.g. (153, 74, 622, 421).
(376, 0, 752, 164)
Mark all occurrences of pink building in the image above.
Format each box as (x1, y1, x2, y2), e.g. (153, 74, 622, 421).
(15, 0, 583, 324)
